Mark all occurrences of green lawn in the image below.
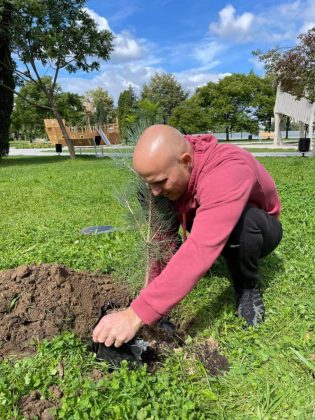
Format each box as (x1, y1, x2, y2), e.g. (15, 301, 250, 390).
(0, 155, 314, 418)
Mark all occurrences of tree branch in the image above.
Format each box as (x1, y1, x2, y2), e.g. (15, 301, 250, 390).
(0, 82, 53, 111)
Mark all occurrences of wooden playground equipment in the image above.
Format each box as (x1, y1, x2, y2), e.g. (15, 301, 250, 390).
(44, 119, 120, 152)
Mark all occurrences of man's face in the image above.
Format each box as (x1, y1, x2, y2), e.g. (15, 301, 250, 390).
(141, 159, 191, 201)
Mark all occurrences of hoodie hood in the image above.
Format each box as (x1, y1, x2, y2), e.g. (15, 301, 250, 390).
(181, 134, 218, 201)
(176, 134, 218, 237)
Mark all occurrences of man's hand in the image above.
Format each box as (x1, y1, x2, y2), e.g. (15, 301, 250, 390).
(92, 307, 144, 348)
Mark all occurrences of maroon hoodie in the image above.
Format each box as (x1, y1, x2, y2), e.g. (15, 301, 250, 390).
(131, 134, 281, 324)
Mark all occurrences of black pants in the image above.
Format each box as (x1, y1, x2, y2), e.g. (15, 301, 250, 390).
(221, 205, 283, 290)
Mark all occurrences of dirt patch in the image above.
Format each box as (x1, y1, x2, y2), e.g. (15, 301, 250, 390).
(19, 390, 55, 420)
(194, 338, 229, 376)
(0, 264, 131, 359)
(0, 264, 229, 376)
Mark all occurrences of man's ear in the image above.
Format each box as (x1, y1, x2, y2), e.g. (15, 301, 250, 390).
(180, 152, 193, 167)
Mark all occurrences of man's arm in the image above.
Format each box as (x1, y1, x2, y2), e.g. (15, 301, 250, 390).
(131, 162, 256, 324)
(93, 161, 255, 345)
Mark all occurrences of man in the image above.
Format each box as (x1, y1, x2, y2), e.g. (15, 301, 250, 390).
(93, 125, 282, 348)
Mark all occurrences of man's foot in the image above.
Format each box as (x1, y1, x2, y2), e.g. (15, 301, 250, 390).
(236, 287, 265, 327)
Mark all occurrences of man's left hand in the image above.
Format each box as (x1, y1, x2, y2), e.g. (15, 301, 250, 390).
(92, 307, 144, 348)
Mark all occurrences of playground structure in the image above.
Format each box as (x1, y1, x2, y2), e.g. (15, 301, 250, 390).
(274, 87, 315, 154)
(44, 119, 120, 151)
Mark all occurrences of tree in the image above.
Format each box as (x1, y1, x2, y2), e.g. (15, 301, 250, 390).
(136, 99, 163, 124)
(141, 73, 188, 123)
(196, 73, 272, 140)
(11, 77, 85, 140)
(86, 88, 116, 125)
(0, 0, 113, 157)
(250, 74, 276, 132)
(56, 92, 85, 126)
(11, 77, 52, 140)
(168, 97, 209, 134)
(0, 1, 14, 158)
(254, 27, 315, 102)
(117, 86, 138, 141)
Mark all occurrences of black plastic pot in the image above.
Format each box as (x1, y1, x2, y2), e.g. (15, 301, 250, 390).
(92, 302, 156, 367)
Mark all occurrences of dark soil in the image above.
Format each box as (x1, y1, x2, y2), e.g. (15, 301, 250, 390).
(0, 264, 229, 374)
(0, 263, 131, 359)
(194, 338, 230, 375)
(19, 390, 55, 420)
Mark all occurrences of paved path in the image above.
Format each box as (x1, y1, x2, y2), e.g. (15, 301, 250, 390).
(8, 147, 313, 158)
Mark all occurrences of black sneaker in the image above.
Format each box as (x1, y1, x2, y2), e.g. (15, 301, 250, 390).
(237, 287, 265, 327)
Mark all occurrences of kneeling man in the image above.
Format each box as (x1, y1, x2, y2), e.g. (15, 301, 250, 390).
(93, 125, 282, 347)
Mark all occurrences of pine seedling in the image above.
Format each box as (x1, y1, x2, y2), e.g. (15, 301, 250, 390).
(113, 118, 181, 289)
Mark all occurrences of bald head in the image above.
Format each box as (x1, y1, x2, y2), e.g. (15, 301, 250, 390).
(132, 124, 193, 201)
(133, 124, 190, 177)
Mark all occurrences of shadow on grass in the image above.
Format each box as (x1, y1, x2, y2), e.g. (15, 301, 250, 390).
(184, 253, 284, 336)
(0, 155, 110, 168)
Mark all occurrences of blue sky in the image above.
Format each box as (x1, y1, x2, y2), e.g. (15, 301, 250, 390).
(59, 0, 315, 102)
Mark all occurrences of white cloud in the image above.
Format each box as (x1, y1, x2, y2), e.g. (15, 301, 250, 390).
(209, 5, 255, 42)
(175, 69, 230, 95)
(84, 7, 149, 63)
(111, 31, 149, 62)
(300, 22, 315, 33)
(208, 1, 315, 45)
(248, 56, 265, 71)
(192, 40, 224, 67)
(59, 62, 162, 103)
(83, 7, 111, 31)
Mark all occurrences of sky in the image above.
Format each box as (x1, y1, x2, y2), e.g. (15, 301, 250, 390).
(58, 0, 315, 103)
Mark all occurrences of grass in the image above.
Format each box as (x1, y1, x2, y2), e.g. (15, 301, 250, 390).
(244, 148, 297, 153)
(0, 155, 314, 418)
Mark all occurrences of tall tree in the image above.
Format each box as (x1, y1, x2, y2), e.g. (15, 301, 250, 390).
(0, 0, 113, 157)
(254, 27, 315, 102)
(168, 97, 209, 134)
(196, 73, 270, 140)
(0, 1, 14, 158)
(248, 73, 276, 132)
(141, 73, 188, 123)
(86, 88, 116, 125)
(117, 85, 137, 141)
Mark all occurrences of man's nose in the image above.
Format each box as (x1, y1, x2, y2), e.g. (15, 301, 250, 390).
(151, 186, 162, 196)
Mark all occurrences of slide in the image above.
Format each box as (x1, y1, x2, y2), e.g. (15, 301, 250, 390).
(96, 128, 112, 146)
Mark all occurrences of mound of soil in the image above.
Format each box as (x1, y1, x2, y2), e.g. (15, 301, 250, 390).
(0, 264, 131, 359)
(0, 264, 229, 377)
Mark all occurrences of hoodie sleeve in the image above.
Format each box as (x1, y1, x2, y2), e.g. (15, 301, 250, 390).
(131, 160, 256, 324)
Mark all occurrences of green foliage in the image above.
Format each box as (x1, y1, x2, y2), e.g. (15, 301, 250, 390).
(0, 156, 314, 417)
(136, 98, 163, 124)
(168, 97, 209, 134)
(196, 72, 275, 138)
(10, 0, 113, 76)
(0, 333, 214, 419)
(117, 85, 138, 141)
(56, 91, 85, 126)
(0, 1, 15, 158)
(254, 27, 315, 102)
(11, 77, 85, 140)
(86, 88, 116, 125)
(141, 72, 188, 123)
(5, 0, 114, 157)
